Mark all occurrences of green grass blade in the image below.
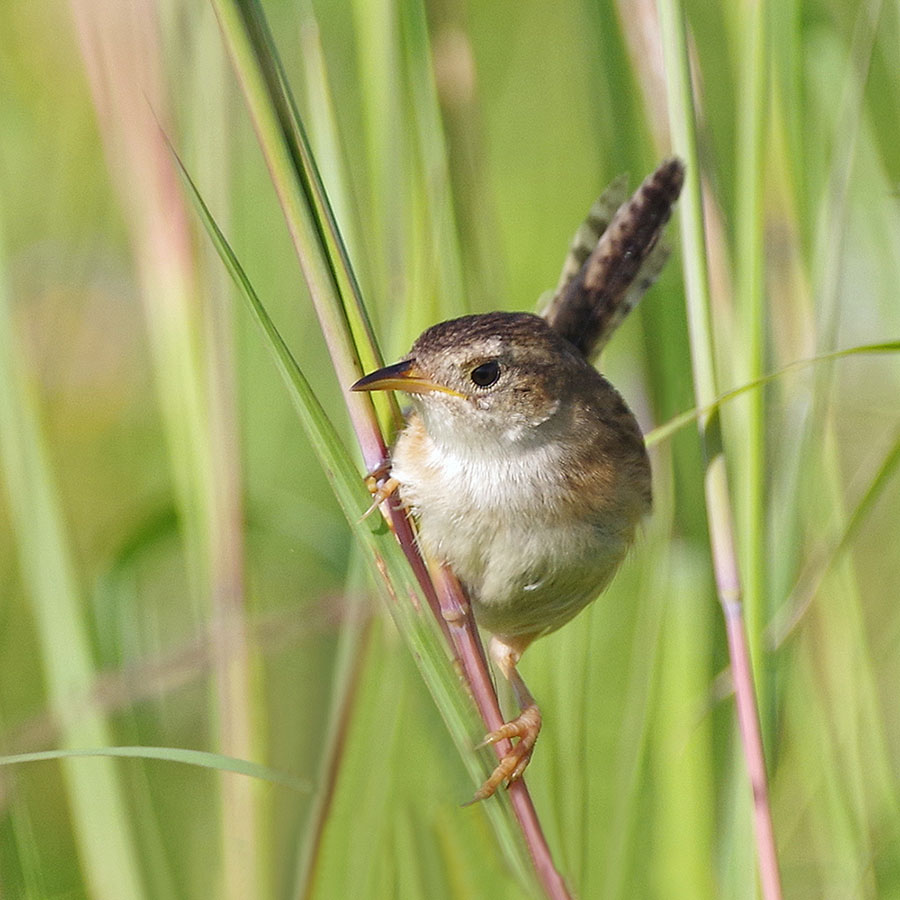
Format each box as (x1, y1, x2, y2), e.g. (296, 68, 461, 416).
(290, 557, 373, 898)
(770, 431, 900, 646)
(296, 0, 361, 268)
(732, 0, 769, 701)
(650, 552, 716, 898)
(0, 747, 310, 792)
(170, 145, 364, 517)
(173, 151, 535, 888)
(657, 0, 783, 894)
(0, 219, 147, 900)
(183, 13, 263, 895)
(645, 341, 900, 447)
(211, 0, 399, 446)
(398, 0, 469, 324)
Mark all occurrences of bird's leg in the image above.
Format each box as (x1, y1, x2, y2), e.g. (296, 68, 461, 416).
(472, 635, 542, 802)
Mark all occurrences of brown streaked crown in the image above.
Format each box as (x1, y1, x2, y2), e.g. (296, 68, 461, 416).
(410, 311, 576, 359)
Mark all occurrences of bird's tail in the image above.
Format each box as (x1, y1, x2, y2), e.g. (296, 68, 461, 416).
(540, 157, 685, 360)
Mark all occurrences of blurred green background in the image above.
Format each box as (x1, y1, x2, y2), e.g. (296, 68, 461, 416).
(1, 0, 899, 897)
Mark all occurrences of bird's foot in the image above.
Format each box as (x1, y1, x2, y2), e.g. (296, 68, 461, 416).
(360, 459, 400, 521)
(470, 704, 542, 802)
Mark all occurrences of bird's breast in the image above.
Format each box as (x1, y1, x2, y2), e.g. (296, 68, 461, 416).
(390, 414, 643, 638)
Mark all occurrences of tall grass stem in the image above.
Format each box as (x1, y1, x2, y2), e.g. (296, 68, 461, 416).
(656, 0, 784, 895)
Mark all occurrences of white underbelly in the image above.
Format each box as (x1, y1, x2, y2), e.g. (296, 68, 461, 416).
(392, 435, 631, 639)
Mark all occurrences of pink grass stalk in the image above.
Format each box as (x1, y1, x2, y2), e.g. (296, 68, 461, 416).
(360, 461, 570, 899)
(705, 458, 783, 900)
(431, 564, 572, 900)
(620, 0, 786, 893)
(210, 3, 573, 892)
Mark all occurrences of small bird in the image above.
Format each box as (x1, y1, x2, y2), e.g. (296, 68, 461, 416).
(352, 158, 684, 800)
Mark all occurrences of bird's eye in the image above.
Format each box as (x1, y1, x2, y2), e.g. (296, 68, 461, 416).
(470, 360, 501, 388)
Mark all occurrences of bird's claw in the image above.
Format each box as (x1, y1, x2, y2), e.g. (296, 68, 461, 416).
(359, 459, 400, 522)
(360, 475, 400, 521)
(469, 705, 542, 803)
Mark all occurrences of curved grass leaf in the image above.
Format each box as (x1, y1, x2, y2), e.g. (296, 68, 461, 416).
(171, 146, 535, 890)
(646, 341, 900, 448)
(0, 747, 311, 792)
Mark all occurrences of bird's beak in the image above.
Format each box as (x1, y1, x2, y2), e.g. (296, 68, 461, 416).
(351, 359, 464, 397)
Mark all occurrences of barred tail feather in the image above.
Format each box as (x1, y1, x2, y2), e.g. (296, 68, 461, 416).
(542, 158, 685, 360)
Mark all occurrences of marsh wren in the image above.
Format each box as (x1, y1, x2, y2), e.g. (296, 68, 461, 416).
(353, 158, 684, 800)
